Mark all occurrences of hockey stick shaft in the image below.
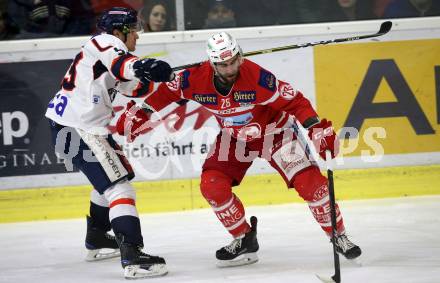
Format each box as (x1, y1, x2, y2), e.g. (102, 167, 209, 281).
(291, 120, 341, 283)
(171, 21, 392, 71)
(326, 151, 341, 283)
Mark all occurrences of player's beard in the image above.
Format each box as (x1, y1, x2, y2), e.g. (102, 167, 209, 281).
(217, 70, 239, 86)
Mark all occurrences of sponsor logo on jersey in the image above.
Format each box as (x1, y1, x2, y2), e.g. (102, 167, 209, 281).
(193, 93, 217, 105)
(217, 108, 237, 115)
(233, 91, 256, 103)
(93, 95, 100, 104)
(258, 69, 276, 91)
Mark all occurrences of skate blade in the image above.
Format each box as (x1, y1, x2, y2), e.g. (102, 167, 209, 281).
(216, 252, 258, 268)
(85, 248, 120, 262)
(124, 264, 168, 279)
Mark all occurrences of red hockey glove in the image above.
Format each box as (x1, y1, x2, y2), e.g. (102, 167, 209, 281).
(307, 119, 339, 160)
(116, 100, 152, 142)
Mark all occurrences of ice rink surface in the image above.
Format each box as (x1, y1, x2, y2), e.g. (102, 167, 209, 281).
(1, 195, 439, 283)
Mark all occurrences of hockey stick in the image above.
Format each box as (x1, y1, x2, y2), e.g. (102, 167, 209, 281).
(327, 150, 341, 283)
(291, 121, 341, 283)
(316, 151, 341, 283)
(171, 21, 392, 71)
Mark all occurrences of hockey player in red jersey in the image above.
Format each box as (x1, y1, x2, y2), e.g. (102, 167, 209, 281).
(116, 31, 362, 267)
(46, 7, 174, 279)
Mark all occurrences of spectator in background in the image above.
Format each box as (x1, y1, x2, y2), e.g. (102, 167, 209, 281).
(9, 0, 73, 39)
(373, 0, 393, 17)
(140, 0, 174, 32)
(383, 0, 440, 18)
(183, 0, 205, 29)
(90, 0, 143, 14)
(275, 0, 322, 25)
(0, 0, 5, 14)
(63, 0, 95, 36)
(0, 8, 20, 39)
(322, 0, 376, 22)
(184, 0, 272, 30)
(234, 0, 278, 27)
(203, 0, 236, 29)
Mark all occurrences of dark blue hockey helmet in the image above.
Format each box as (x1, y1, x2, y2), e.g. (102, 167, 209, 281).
(97, 7, 141, 34)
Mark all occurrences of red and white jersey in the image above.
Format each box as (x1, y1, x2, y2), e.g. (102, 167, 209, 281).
(145, 59, 317, 141)
(45, 33, 150, 135)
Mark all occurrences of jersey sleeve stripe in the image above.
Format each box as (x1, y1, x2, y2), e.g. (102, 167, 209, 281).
(111, 54, 136, 82)
(259, 81, 281, 105)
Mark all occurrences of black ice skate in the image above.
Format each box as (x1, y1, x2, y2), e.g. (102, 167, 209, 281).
(85, 216, 120, 261)
(334, 234, 362, 260)
(116, 234, 168, 279)
(216, 216, 259, 267)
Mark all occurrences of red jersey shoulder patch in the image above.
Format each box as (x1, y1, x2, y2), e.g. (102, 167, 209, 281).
(278, 81, 297, 100)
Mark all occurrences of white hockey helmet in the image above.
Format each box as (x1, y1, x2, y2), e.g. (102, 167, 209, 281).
(206, 32, 241, 63)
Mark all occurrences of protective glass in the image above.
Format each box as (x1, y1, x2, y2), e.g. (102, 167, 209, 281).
(124, 21, 143, 34)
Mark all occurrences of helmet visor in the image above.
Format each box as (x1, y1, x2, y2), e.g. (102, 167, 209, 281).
(123, 21, 143, 34)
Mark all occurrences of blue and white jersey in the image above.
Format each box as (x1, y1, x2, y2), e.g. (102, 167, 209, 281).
(45, 33, 149, 135)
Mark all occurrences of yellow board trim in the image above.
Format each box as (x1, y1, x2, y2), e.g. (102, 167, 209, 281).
(1, 165, 439, 223)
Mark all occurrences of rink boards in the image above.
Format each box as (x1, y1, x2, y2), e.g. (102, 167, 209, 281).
(1, 165, 439, 223)
(1, 18, 440, 222)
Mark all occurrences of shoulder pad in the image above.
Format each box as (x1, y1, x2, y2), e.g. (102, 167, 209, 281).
(258, 69, 276, 92)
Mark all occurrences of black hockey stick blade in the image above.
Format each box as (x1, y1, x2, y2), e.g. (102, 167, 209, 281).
(334, 20, 392, 42)
(378, 21, 392, 35)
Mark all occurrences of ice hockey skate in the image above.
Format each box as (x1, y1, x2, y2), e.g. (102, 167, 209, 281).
(85, 216, 120, 261)
(216, 216, 259, 267)
(116, 234, 168, 279)
(334, 234, 362, 260)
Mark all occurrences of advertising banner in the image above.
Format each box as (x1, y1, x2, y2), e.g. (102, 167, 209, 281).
(314, 39, 440, 158)
(0, 60, 78, 177)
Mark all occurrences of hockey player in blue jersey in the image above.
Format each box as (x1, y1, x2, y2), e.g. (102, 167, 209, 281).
(45, 7, 174, 279)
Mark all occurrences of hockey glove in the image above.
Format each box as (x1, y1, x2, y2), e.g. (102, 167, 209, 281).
(307, 118, 339, 160)
(116, 100, 152, 142)
(133, 59, 174, 84)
